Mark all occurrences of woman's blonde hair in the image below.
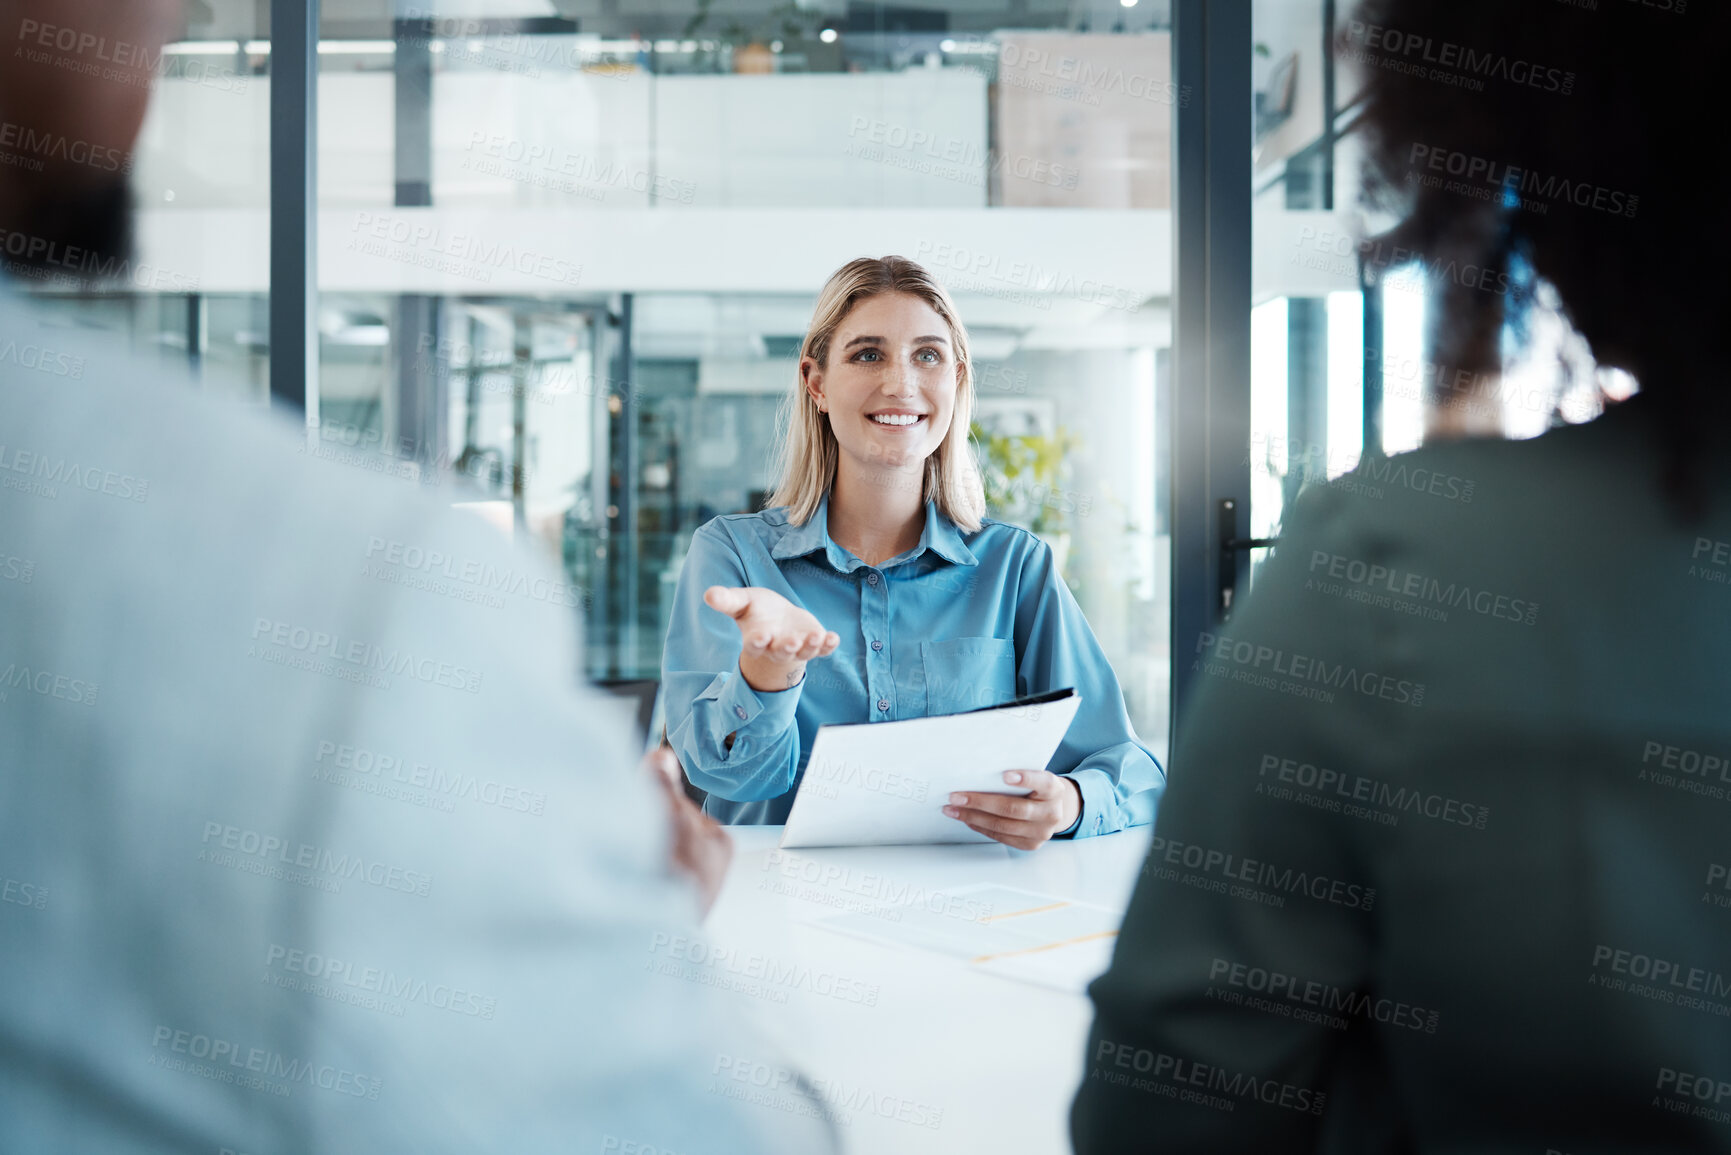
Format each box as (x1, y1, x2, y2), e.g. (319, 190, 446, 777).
(767, 255, 986, 532)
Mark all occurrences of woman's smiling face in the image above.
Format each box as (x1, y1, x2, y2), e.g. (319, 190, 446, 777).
(803, 292, 961, 473)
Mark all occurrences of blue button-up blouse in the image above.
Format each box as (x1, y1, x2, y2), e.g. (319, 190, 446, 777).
(660, 496, 1164, 837)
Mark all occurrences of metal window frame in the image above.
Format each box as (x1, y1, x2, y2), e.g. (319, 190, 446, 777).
(1169, 0, 1252, 741)
(269, 0, 319, 421)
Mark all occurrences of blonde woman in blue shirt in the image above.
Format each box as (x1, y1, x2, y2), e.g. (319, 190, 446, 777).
(662, 255, 1162, 848)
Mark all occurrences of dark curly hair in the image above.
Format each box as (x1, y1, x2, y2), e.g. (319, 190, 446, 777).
(1344, 0, 1722, 514)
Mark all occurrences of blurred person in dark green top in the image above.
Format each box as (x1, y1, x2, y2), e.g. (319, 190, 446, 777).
(1074, 1, 1731, 1151)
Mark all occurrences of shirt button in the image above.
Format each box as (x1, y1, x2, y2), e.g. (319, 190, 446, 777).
(734, 705, 748, 721)
(871, 640, 883, 652)
(877, 699, 890, 712)
(866, 572, 879, 586)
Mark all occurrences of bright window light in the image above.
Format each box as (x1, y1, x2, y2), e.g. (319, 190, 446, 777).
(1325, 291, 1364, 477)
(320, 40, 397, 54)
(163, 41, 241, 55)
(1250, 298, 1289, 539)
(234, 40, 400, 54)
(1130, 347, 1157, 601)
(1380, 269, 1426, 455)
(819, 28, 839, 44)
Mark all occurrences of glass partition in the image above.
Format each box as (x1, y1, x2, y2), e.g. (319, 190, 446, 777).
(294, 3, 1179, 759)
(1247, 0, 1630, 572)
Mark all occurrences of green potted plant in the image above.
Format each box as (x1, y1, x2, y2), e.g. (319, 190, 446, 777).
(971, 422, 1080, 573)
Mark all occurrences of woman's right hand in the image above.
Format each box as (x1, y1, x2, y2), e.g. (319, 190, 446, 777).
(703, 585, 839, 693)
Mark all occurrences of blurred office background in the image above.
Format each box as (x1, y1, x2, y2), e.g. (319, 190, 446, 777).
(16, 0, 1631, 764)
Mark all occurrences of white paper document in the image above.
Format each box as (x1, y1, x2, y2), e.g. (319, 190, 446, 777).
(779, 689, 1082, 849)
(814, 883, 1122, 994)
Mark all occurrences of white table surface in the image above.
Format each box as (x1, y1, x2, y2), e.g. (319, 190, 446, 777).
(696, 826, 1154, 1155)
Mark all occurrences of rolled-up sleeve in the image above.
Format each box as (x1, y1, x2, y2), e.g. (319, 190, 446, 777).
(1013, 539, 1165, 837)
(663, 522, 806, 801)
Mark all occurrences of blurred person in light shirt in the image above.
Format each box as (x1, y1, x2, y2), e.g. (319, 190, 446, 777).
(0, 1, 832, 1151)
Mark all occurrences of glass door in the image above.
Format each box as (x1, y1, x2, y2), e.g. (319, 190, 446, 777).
(309, 2, 1180, 764)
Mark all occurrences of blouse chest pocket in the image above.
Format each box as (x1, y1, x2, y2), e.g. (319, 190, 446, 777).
(919, 636, 1019, 716)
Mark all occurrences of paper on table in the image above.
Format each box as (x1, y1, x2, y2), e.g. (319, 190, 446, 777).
(779, 689, 1082, 849)
(813, 883, 1122, 994)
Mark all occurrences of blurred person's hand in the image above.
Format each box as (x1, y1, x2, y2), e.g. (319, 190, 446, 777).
(944, 769, 1082, 850)
(644, 746, 731, 917)
(704, 586, 839, 693)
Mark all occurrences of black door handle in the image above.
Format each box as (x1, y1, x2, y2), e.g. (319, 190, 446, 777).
(1218, 498, 1279, 620)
